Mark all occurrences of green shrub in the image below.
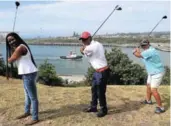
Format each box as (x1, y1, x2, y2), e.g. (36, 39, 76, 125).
(0, 59, 21, 79)
(85, 47, 147, 85)
(38, 60, 63, 86)
(0, 58, 5, 76)
(8, 63, 21, 79)
(85, 67, 95, 85)
(106, 48, 147, 85)
(8, 65, 21, 79)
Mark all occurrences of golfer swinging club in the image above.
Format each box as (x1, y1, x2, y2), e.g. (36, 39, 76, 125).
(133, 39, 165, 114)
(6, 32, 39, 125)
(80, 31, 110, 117)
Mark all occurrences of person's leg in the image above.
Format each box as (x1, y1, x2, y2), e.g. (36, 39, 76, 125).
(146, 84, 152, 103)
(97, 80, 107, 112)
(151, 72, 165, 113)
(146, 76, 152, 101)
(15, 81, 31, 119)
(24, 84, 31, 114)
(97, 69, 109, 117)
(84, 72, 98, 112)
(151, 88, 165, 114)
(24, 72, 39, 121)
(142, 75, 152, 104)
(151, 88, 162, 107)
(146, 75, 152, 100)
(91, 84, 98, 108)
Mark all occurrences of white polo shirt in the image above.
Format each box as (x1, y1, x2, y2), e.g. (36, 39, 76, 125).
(83, 40, 108, 70)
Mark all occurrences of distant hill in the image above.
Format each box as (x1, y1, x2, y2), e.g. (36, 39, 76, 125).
(0, 31, 170, 43)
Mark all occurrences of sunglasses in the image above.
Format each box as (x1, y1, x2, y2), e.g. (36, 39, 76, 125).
(81, 38, 88, 42)
(8, 38, 16, 45)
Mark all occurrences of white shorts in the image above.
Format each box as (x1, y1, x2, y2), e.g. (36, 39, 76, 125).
(147, 72, 165, 88)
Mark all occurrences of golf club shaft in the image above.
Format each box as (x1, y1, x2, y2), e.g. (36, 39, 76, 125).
(9, 51, 13, 78)
(7, 2, 20, 79)
(6, 45, 9, 80)
(138, 16, 166, 48)
(92, 5, 118, 37)
(148, 18, 163, 37)
(13, 7, 18, 31)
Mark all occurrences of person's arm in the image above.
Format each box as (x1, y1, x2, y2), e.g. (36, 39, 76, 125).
(80, 46, 85, 55)
(133, 48, 143, 58)
(80, 45, 94, 56)
(8, 45, 27, 63)
(83, 45, 94, 56)
(133, 47, 152, 60)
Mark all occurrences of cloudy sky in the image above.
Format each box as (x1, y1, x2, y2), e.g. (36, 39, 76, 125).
(0, 0, 170, 38)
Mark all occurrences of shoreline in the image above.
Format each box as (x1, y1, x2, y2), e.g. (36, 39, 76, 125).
(0, 42, 170, 52)
(58, 75, 85, 82)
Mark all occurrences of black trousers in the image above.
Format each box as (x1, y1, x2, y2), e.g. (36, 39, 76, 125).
(91, 68, 110, 110)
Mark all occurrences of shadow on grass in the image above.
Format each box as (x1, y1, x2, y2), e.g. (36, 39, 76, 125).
(39, 104, 88, 120)
(108, 98, 145, 114)
(38, 94, 170, 121)
(39, 100, 144, 120)
(0, 108, 7, 115)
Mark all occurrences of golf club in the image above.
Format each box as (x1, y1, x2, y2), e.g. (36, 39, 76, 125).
(92, 5, 122, 38)
(138, 15, 167, 48)
(148, 15, 167, 37)
(13, 1, 20, 31)
(6, 1, 20, 79)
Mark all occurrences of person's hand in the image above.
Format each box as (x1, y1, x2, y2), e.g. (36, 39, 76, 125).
(8, 58, 10, 63)
(80, 46, 85, 55)
(136, 48, 141, 53)
(133, 48, 140, 54)
(8, 57, 13, 63)
(132, 48, 137, 54)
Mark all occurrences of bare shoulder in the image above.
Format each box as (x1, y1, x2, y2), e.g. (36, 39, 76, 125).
(16, 45, 27, 54)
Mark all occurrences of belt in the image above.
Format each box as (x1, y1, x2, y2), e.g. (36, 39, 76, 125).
(96, 66, 109, 72)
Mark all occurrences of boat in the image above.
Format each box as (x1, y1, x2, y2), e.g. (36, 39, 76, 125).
(60, 55, 83, 59)
(60, 51, 83, 60)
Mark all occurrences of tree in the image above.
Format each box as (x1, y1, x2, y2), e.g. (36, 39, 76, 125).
(37, 60, 63, 86)
(86, 47, 147, 85)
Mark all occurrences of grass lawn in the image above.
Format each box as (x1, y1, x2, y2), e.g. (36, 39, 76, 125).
(0, 76, 170, 126)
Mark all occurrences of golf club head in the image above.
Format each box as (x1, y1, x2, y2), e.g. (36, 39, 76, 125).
(117, 7, 122, 10)
(15, 1, 20, 7)
(162, 15, 167, 19)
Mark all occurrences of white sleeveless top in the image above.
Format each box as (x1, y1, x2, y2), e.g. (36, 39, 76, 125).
(16, 44, 38, 75)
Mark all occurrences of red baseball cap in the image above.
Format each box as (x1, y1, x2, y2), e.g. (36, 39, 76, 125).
(79, 31, 91, 40)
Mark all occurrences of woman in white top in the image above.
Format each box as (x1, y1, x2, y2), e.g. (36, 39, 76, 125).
(6, 32, 39, 125)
